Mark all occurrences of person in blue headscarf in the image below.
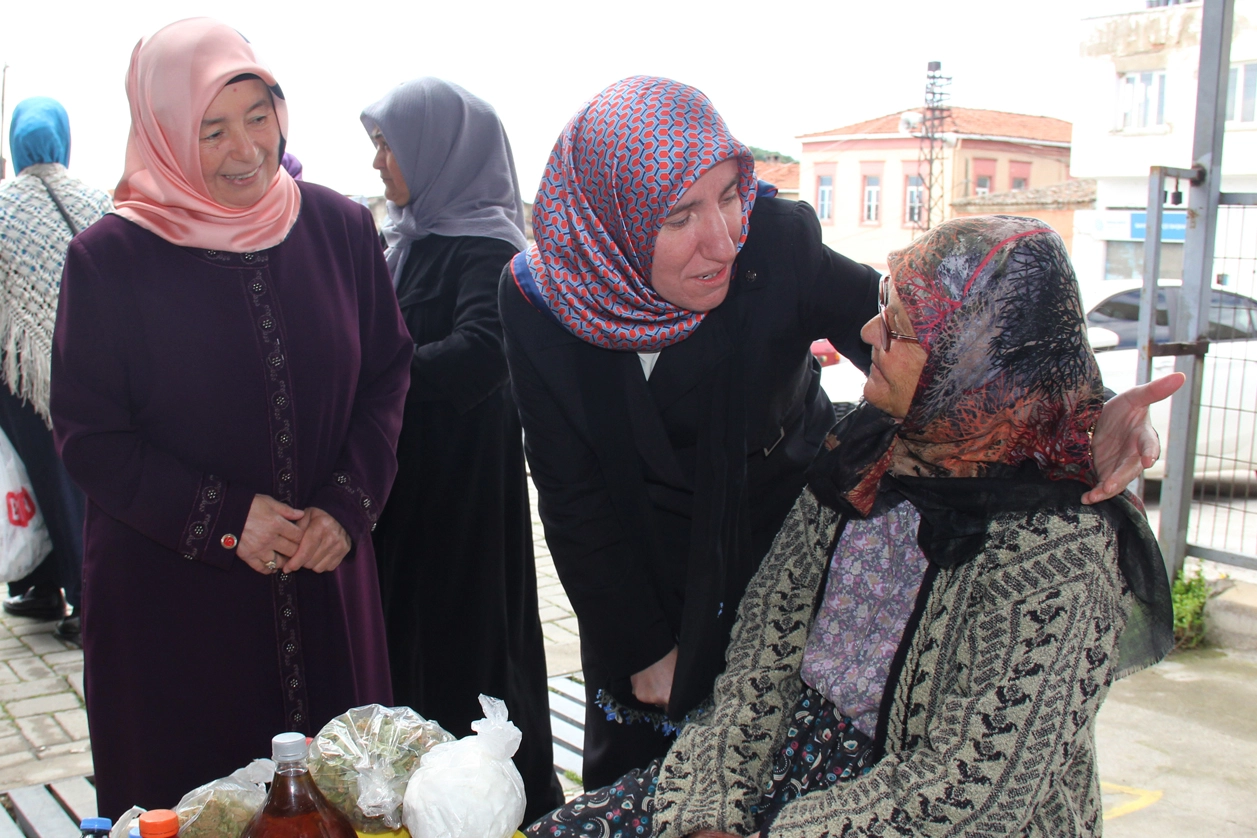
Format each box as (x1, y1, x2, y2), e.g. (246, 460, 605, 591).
(0, 97, 111, 643)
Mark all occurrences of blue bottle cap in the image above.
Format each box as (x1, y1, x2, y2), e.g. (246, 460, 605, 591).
(80, 817, 112, 834)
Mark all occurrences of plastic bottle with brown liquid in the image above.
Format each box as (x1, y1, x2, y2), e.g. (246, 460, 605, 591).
(240, 732, 357, 838)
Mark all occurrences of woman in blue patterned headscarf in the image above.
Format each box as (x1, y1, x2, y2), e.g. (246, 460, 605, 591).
(515, 76, 760, 350)
(500, 76, 1177, 796)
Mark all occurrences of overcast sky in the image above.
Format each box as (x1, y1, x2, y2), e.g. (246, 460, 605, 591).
(2, 0, 1139, 198)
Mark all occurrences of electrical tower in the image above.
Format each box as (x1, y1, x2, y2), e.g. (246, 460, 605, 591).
(914, 61, 951, 234)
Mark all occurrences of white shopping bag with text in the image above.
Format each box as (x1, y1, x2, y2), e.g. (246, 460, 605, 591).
(0, 427, 51, 582)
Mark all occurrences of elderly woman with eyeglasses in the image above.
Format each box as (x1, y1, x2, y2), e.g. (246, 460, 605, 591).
(501, 77, 1180, 793)
(526, 215, 1175, 838)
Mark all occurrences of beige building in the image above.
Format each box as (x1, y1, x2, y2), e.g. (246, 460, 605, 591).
(1070, 0, 1257, 296)
(797, 108, 1073, 270)
(951, 178, 1097, 254)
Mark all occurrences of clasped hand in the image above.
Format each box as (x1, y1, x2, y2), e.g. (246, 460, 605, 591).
(237, 494, 350, 575)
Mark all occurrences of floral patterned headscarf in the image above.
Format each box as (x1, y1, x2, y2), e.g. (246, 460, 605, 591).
(839, 215, 1106, 515)
(518, 76, 758, 351)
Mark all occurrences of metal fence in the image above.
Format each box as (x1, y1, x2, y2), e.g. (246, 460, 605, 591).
(1181, 204, 1257, 572)
(1148, 0, 1257, 578)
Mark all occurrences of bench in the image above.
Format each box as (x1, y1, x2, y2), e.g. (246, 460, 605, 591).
(1, 777, 96, 837)
(547, 675, 586, 781)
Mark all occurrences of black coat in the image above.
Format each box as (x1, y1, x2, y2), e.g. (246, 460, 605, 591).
(500, 198, 879, 722)
(371, 234, 560, 821)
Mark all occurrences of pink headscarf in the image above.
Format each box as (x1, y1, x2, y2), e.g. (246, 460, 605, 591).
(112, 18, 301, 252)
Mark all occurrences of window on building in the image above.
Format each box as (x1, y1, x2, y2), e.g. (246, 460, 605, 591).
(1118, 71, 1167, 129)
(1104, 240, 1184, 281)
(863, 176, 881, 222)
(1009, 161, 1031, 193)
(1227, 62, 1257, 123)
(975, 176, 991, 196)
(905, 176, 925, 224)
(816, 175, 833, 220)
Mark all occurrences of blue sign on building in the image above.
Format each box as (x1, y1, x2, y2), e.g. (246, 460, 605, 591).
(1130, 211, 1187, 242)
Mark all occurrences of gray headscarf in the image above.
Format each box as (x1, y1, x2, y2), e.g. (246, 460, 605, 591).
(361, 78, 527, 281)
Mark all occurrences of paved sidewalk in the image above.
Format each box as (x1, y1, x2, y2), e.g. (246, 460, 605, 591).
(0, 607, 90, 790)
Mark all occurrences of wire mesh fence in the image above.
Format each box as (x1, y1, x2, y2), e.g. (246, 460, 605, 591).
(1186, 203, 1257, 567)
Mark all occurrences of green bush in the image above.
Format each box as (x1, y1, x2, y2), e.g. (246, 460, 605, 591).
(1172, 561, 1209, 649)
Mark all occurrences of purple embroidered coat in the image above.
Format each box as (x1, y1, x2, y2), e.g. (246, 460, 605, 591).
(50, 182, 411, 818)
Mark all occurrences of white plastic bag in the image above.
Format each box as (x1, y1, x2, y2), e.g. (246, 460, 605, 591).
(403, 695, 526, 838)
(109, 806, 145, 838)
(0, 427, 51, 583)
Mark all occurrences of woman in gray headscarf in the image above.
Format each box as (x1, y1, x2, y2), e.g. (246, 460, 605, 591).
(360, 78, 562, 821)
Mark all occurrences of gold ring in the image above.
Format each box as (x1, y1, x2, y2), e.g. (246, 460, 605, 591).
(265, 560, 278, 571)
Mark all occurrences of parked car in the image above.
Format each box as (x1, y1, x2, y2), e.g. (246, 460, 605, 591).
(1083, 280, 1257, 482)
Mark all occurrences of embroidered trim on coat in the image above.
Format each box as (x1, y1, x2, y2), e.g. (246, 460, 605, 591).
(243, 265, 312, 733)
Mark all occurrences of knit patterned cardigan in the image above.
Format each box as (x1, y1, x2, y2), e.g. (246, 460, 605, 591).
(0, 164, 112, 424)
(652, 488, 1130, 838)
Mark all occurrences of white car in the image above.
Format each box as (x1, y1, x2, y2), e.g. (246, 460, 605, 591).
(1084, 279, 1257, 482)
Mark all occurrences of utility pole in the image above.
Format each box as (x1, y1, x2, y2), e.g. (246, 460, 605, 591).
(915, 61, 952, 234)
(0, 63, 8, 180)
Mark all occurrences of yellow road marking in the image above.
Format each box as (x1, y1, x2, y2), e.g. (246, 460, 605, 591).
(1101, 782, 1163, 820)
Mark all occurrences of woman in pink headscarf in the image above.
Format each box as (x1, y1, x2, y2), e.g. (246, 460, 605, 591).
(49, 18, 411, 816)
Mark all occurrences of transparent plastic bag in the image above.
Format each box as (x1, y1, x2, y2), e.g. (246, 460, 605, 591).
(109, 806, 145, 838)
(403, 695, 526, 838)
(309, 704, 454, 832)
(175, 758, 274, 838)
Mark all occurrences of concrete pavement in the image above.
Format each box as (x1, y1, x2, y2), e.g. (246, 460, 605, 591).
(0, 608, 90, 791)
(1097, 647, 1257, 836)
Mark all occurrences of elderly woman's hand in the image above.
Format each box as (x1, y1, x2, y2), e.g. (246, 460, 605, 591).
(1083, 373, 1186, 504)
(281, 508, 351, 573)
(238, 494, 305, 574)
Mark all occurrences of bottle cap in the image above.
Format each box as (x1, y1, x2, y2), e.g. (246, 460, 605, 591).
(80, 817, 112, 833)
(137, 809, 179, 838)
(272, 731, 309, 762)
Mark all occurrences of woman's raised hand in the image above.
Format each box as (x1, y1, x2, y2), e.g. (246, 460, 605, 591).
(1083, 372, 1186, 504)
(238, 494, 305, 574)
(281, 507, 351, 574)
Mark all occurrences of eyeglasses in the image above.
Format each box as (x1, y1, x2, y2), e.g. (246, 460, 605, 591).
(877, 275, 920, 353)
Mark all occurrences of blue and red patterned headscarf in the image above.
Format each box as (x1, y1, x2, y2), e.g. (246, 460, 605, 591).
(516, 76, 759, 351)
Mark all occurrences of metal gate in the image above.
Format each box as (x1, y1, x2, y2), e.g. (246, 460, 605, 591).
(1145, 0, 1257, 579)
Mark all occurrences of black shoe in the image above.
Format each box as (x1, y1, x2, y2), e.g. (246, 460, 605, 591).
(53, 610, 80, 645)
(3, 587, 65, 621)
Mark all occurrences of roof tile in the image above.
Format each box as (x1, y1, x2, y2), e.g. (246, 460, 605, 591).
(800, 107, 1072, 144)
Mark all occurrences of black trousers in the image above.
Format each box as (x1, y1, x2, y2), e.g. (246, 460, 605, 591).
(0, 387, 84, 608)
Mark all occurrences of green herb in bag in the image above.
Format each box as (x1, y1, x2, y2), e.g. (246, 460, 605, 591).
(308, 704, 453, 832)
